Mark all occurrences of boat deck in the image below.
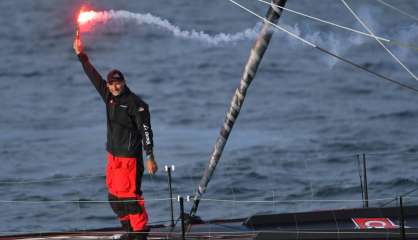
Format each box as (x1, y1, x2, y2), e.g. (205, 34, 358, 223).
(3, 206, 418, 239)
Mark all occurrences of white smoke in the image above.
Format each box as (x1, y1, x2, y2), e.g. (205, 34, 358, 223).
(273, 23, 353, 68)
(270, 5, 418, 68)
(83, 8, 418, 65)
(84, 10, 261, 45)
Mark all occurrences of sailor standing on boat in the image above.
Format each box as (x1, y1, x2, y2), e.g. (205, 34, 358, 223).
(73, 29, 158, 240)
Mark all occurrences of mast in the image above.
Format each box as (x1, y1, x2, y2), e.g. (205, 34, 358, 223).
(190, 0, 288, 217)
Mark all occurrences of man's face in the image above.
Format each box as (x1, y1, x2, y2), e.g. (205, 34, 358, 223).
(107, 80, 125, 96)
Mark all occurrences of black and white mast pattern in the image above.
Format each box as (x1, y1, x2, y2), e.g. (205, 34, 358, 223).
(190, 0, 288, 217)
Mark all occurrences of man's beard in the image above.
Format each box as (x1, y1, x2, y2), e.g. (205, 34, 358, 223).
(112, 91, 121, 96)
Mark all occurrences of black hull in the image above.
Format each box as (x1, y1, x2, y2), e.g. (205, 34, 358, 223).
(2, 205, 418, 239)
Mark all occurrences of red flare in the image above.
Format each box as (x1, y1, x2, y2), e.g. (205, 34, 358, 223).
(78, 10, 96, 25)
(76, 5, 96, 32)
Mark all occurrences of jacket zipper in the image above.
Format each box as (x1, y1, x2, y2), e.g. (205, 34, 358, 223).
(128, 132, 132, 151)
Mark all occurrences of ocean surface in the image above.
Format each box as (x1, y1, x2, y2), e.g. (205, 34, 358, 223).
(1, 0, 418, 235)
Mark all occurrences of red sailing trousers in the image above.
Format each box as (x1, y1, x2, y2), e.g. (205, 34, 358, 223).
(106, 152, 148, 231)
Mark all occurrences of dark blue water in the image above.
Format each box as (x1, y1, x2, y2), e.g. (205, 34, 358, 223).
(1, 0, 418, 235)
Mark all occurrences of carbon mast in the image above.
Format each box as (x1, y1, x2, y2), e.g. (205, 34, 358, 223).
(189, 0, 288, 218)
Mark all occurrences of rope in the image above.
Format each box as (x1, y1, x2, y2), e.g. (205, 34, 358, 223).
(0, 174, 104, 185)
(380, 189, 418, 207)
(0, 170, 172, 186)
(341, 0, 418, 82)
(0, 198, 175, 204)
(389, 40, 418, 52)
(375, 0, 418, 22)
(255, 0, 389, 42)
(227, 0, 418, 93)
(379, 197, 400, 208)
(404, 196, 418, 199)
(365, 151, 418, 157)
(0, 196, 397, 204)
(316, 46, 418, 92)
(229, 0, 315, 47)
(0, 229, 416, 235)
(356, 154, 364, 204)
(2, 152, 415, 186)
(254, 0, 418, 51)
(198, 197, 393, 203)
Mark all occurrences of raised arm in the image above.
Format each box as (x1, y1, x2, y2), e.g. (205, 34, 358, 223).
(73, 29, 107, 102)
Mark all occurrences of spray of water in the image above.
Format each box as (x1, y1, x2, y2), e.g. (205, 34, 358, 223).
(78, 10, 261, 45)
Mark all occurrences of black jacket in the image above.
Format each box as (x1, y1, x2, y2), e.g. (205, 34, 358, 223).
(78, 53, 154, 159)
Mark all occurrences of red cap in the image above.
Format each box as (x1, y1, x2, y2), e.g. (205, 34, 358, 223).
(107, 69, 125, 82)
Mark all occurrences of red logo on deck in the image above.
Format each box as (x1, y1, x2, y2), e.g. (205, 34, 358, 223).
(352, 218, 398, 229)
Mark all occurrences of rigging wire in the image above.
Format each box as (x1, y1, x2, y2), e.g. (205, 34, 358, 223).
(380, 187, 418, 207)
(0, 196, 395, 204)
(356, 154, 364, 204)
(0, 198, 175, 204)
(1, 229, 411, 236)
(229, 0, 313, 47)
(254, 0, 418, 51)
(375, 0, 418, 22)
(2, 230, 415, 237)
(389, 40, 418, 52)
(4, 153, 415, 186)
(0, 171, 165, 185)
(255, 0, 389, 42)
(341, 0, 418, 82)
(0, 174, 105, 185)
(198, 197, 393, 203)
(227, 0, 418, 93)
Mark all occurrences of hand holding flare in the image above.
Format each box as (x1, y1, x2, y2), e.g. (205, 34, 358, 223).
(73, 27, 84, 55)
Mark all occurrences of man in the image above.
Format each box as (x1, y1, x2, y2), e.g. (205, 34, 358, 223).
(73, 29, 158, 240)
